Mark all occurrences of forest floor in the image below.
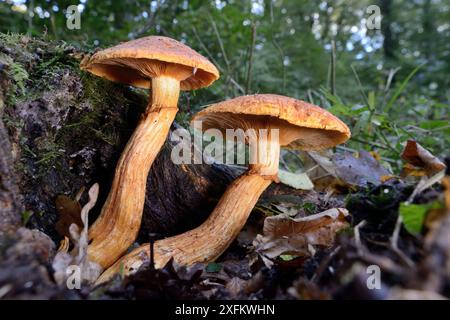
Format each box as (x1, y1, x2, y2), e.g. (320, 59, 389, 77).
(0, 35, 449, 300)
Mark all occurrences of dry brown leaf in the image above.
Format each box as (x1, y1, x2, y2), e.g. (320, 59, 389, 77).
(401, 163, 427, 178)
(54, 195, 83, 237)
(444, 176, 450, 209)
(401, 140, 446, 177)
(253, 208, 349, 267)
(57, 236, 70, 253)
(225, 271, 265, 298)
(332, 150, 391, 187)
(424, 176, 450, 245)
(306, 150, 392, 190)
(225, 277, 247, 298)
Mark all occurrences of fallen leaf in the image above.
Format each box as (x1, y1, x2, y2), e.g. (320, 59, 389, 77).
(401, 140, 446, 177)
(278, 169, 314, 190)
(424, 176, 450, 246)
(225, 271, 265, 298)
(305, 151, 346, 192)
(307, 151, 338, 177)
(253, 208, 349, 267)
(288, 278, 330, 300)
(332, 150, 391, 187)
(272, 203, 299, 216)
(406, 170, 445, 203)
(54, 195, 83, 237)
(226, 277, 247, 298)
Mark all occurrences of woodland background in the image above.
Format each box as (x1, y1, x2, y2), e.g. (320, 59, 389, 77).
(1, 0, 449, 161)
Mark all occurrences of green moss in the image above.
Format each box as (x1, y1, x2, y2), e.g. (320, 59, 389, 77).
(0, 33, 25, 47)
(1, 32, 82, 106)
(0, 52, 29, 105)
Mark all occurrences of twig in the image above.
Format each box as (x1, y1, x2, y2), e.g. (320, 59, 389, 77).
(191, 26, 245, 95)
(382, 67, 401, 107)
(191, 26, 224, 72)
(279, 154, 289, 171)
(350, 64, 369, 107)
(286, 149, 305, 166)
(230, 78, 246, 94)
(350, 137, 390, 150)
(246, 23, 257, 94)
(133, 0, 161, 38)
(209, 15, 231, 70)
(375, 129, 400, 154)
(390, 215, 402, 250)
(406, 171, 446, 204)
(304, 164, 319, 174)
(390, 215, 415, 268)
(148, 233, 157, 270)
(306, 89, 314, 104)
(354, 220, 367, 255)
(269, 1, 286, 92)
(311, 245, 341, 282)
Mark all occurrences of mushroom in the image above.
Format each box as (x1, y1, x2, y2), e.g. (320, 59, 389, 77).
(80, 36, 219, 268)
(95, 94, 350, 283)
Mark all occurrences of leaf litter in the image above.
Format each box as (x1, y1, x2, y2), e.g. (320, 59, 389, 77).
(52, 183, 102, 286)
(9, 139, 448, 300)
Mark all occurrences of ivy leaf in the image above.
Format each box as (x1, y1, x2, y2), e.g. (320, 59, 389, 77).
(400, 201, 443, 235)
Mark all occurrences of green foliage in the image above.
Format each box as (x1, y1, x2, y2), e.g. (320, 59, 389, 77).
(21, 210, 34, 226)
(0, 49, 29, 104)
(1, 0, 448, 165)
(279, 254, 297, 261)
(302, 202, 317, 215)
(277, 169, 313, 190)
(399, 201, 443, 235)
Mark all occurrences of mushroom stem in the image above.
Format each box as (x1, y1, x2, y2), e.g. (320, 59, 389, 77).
(96, 173, 272, 284)
(95, 134, 281, 284)
(87, 76, 180, 268)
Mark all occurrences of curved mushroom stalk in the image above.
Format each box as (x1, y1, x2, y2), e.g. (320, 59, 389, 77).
(87, 77, 180, 267)
(96, 173, 272, 284)
(94, 93, 350, 283)
(80, 36, 219, 269)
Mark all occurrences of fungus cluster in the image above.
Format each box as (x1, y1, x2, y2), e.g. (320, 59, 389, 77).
(94, 94, 350, 283)
(80, 36, 219, 268)
(80, 37, 350, 283)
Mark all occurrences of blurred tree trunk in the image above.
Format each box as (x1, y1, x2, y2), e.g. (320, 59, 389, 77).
(380, 0, 397, 61)
(422, 0, 433, 61)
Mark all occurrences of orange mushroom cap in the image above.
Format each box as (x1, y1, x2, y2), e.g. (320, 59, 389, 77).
(191, 94, 351, 150)
(80, 36, 219, 90)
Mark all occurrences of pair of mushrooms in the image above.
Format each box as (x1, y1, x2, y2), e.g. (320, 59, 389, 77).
(80, 36, 350, 283)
